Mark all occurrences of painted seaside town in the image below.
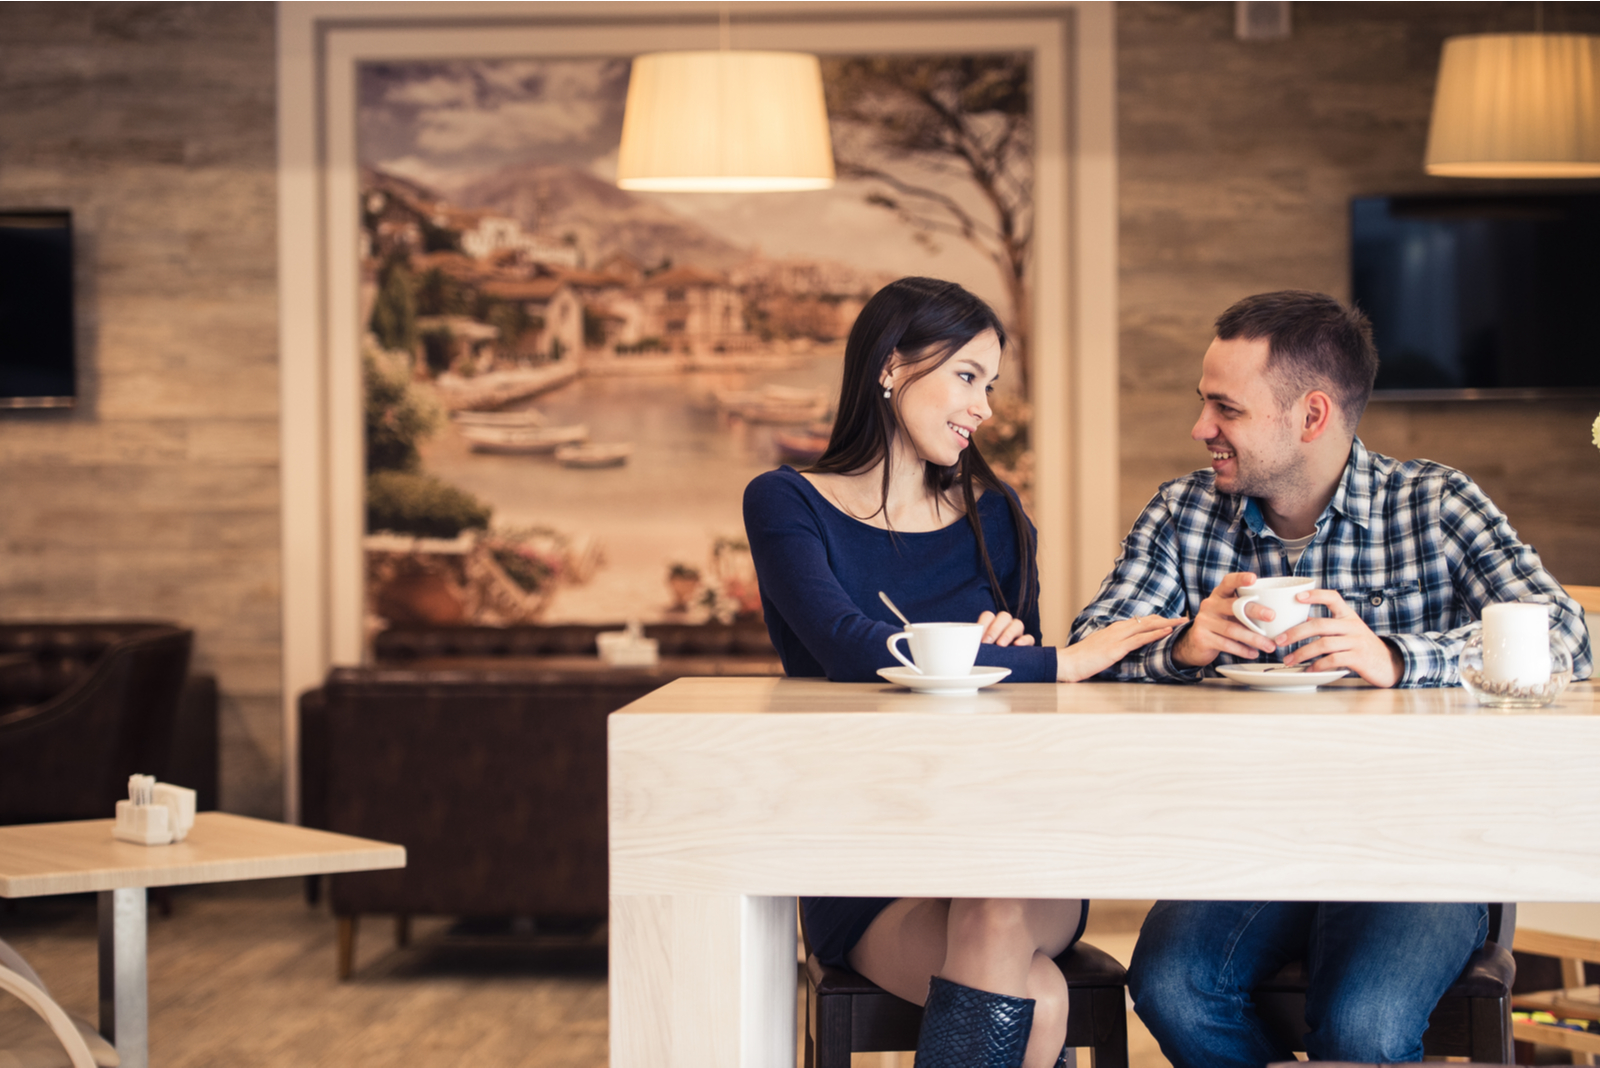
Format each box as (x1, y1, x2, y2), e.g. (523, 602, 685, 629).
(358, 56, 1033, 628)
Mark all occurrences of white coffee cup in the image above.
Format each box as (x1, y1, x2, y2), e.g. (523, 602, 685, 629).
(887, 622, 984, 676)
(1232, 577, 1316, 639)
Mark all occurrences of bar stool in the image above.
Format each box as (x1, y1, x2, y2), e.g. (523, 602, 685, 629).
(802, 939, 1131, 1068)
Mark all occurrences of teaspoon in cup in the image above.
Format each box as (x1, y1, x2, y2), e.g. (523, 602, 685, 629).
(878, 591, 912, 627)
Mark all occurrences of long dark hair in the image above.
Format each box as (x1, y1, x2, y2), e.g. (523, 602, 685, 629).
(806, 277, 1037, 621)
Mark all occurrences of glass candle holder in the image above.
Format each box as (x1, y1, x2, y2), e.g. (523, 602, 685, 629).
(1458, 631, 1573, 709)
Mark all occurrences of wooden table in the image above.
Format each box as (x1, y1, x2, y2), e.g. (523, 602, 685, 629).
(608, 676, 1600, 1068)
(0, 812, 405, 1068)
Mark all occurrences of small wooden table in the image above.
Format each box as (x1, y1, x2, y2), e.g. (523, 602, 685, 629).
(608, 676, 1600, 1068)
(0, 812, 405, 1068)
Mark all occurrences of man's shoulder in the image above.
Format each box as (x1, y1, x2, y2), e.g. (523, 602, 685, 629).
(1361, 448, 1478, 498)
(1152, 468, 1229, 513)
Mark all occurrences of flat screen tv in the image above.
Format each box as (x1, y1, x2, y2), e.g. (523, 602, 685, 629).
(0, 210, 75, 409)
(1350, 194, 1600, 398)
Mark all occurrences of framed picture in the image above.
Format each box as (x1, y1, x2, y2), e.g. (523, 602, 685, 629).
(277, 1, 1116, 817)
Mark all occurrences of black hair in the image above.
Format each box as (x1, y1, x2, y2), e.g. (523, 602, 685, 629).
(1214, 290, 1379, 427)
(806, 277, 1036, 620)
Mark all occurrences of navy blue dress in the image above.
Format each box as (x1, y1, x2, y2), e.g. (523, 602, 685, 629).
(743, 466, 1076, 968)
(743, 466, 1057, 683)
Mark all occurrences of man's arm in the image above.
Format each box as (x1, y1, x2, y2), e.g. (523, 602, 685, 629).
(1395, 471, 1593, 686)
(1068, 491, 1203, 683)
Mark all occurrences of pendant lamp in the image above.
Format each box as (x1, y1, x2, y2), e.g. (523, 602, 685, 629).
(1424, 32, 1600, 177)
(616, 49, 835, 192)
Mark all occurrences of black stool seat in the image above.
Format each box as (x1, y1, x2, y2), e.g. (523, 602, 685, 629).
(804, 939, 1130, 1067)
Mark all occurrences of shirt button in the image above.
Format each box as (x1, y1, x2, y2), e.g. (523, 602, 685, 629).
(1370, 594, 1384, 606)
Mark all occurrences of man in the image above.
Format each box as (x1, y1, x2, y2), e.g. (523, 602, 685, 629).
(1070, 290, 1591, 1068)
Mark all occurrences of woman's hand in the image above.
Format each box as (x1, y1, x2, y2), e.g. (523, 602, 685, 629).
(976, 610, 1035, 647)
(1057, 615, 1187, 682)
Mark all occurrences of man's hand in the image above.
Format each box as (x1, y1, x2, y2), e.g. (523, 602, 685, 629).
(976, 610, 1034, 647)
(1275, 590, 1404, 688)
(1172, 571, 1278, 667)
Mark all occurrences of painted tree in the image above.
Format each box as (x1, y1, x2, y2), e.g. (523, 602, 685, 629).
(824, 55, 1033, 391)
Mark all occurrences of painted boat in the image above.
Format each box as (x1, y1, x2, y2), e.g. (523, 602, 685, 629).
(773, 426, 832, 464)
(554, 442, 633, 469)
(453, 409, 546, 428)
(461, 423, 589, 454)
(715, 385, 829, 424)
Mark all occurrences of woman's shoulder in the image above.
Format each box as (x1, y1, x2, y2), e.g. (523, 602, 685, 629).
(744, 465, 818, 515)
(746, 464, 807, 496)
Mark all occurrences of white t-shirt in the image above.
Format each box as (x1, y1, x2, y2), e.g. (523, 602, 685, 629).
(1269, 528, 1316, 570)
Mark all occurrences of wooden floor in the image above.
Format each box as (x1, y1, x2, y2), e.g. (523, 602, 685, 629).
(0, 880, 1170, 1068)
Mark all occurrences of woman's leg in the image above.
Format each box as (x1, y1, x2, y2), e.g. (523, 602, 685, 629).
(848, 897, 1084, 1068)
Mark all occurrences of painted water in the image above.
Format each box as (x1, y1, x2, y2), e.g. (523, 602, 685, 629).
(420, 353, 844, 622)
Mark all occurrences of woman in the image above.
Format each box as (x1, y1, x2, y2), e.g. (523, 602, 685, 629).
(743, 278, 1182, 1068)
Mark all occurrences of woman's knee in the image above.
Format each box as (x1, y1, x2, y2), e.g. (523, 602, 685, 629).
(947, 898, 1033, 952)
(1026, 953, 1070, 1040)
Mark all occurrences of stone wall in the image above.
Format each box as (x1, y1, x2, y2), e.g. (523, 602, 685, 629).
(0, 3, 281, 815)
(1118, 1, 1600, 589)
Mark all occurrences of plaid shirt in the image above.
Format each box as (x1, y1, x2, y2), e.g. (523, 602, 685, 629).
(1070, 438, 1592, 686)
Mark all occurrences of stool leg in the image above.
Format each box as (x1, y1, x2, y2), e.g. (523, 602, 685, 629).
(814, 988, 853, 1068)
(395, 914, 411, 948)
(1089, 987, 1129, 1068)
(337, 915, 357, 980)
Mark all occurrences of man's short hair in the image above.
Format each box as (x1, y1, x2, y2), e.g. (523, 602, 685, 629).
(1215, 291, 1379, 427)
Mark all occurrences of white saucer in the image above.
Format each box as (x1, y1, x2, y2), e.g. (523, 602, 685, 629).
(1216, 663, 1350, 692)
(876, 665, 1012, 695)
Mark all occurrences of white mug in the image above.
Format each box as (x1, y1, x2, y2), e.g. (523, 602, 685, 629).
(1232, 577, 1316, 639)
(1481, 601, 1551, 687)
(887, 622, 984, 676)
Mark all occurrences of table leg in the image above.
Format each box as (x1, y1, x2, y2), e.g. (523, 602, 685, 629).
(98, 888, 148, 1068)
(611, 893, 795, 1068)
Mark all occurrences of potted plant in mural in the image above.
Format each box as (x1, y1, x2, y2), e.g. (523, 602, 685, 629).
(362, 345, 593, 626)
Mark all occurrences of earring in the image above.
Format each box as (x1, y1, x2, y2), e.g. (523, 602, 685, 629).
(883, 386, 892, 399)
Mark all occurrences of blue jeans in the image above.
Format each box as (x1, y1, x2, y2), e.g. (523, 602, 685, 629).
(1128, 901, 1489, 1068)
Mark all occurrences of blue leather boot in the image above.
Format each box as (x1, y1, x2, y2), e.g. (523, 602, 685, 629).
(913, 975, 1036, 1068)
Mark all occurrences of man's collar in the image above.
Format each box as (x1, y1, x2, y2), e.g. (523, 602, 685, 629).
(1329, 437, 1374, 530)
(1237, 438, 1373, 536)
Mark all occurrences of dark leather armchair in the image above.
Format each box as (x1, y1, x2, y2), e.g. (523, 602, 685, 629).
(302, 666, 661, 977)
(0, 622, 212, 825)
(300, 620, 782, 977)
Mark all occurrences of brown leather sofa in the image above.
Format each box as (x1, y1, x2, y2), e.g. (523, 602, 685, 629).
(299, 620, 780, 977)
(0, 621, 218, 824)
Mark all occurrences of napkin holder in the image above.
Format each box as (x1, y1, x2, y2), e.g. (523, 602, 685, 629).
(113, 775, 196, 845)
(597, 620, 659, 668)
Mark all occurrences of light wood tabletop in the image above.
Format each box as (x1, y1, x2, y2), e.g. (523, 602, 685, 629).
(0, 812, 404, 1068)
(607, 676, 1600, 1068)
(0, 812, 405, 897)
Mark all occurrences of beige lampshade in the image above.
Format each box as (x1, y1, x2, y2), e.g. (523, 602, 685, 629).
(617, 50, 835, 192)
(1425, 33, 1600, 178)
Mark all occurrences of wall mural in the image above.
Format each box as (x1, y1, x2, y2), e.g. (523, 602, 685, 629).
(358, 54, 1034, 630)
